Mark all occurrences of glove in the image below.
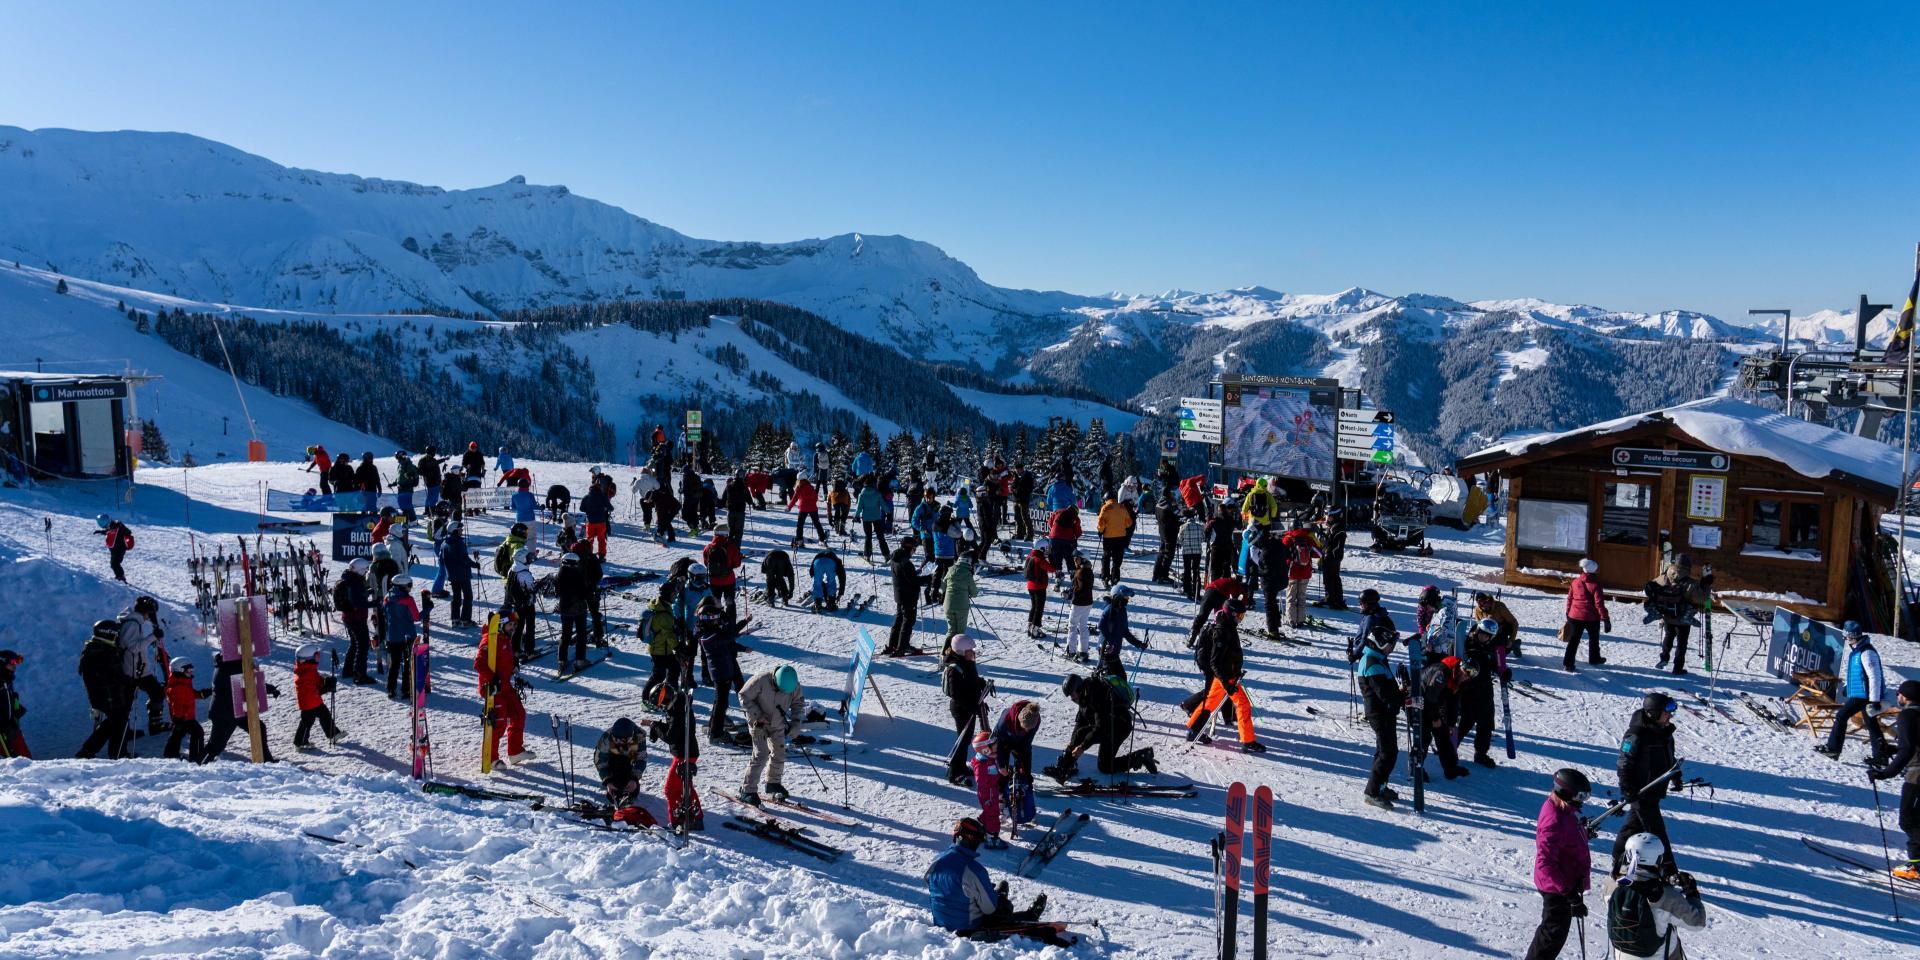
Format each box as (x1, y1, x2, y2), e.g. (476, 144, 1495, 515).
(485, 680, 501, 696)
(1569, 900, 1588, 918)
(513, 676, 531, 693)
(265, 684, 283, 699)
(1672, 871, 1697, 896)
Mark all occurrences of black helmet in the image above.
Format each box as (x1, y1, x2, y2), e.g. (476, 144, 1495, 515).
(1358, 588, 1381, 609)
(953, 815, 987, 848)
(133, 596, 159, 617)
(92, 619, 118, 642)
(0, 649, 20, 668)
(1552, 768, 1591, 805)
(1419, 585, 1442, 606)
(1642, 691, 1675, 716)
(1061, 675, 1085, 699)
(1225, 597, 1248, 616)
(609, 717, 640, 742)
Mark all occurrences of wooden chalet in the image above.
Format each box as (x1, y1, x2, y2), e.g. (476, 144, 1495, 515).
(1455, 397, 1903, 623)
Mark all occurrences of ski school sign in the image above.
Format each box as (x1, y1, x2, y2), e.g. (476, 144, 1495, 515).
(1766, 606, 1846, 679)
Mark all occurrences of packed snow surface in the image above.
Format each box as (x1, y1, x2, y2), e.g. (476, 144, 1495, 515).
(0, 458, 1916, 957)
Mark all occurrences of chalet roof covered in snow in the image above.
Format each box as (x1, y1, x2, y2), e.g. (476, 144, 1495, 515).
(1458, 396, 1905, 504)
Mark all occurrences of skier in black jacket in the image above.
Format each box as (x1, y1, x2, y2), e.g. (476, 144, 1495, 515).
(75, 620, 132, 759)
(886, 544, 927, 656)
(1012, 465, 1036, 540)
(723, 473, 751, 544)
(760, 549, 794, 607)
(1869, 679, 1920, 880)
(200, 652, 280, 763)
(1180, 598, 1244, 724)
(354, 453, 382, 514)
(1612, 691, 1683, 878)
(1049, 673, 1156, 780)
(1317, 507, 1348, 610)
(555, 551, 592, 671)
(1352, 590, 1403, 809)
(942, 634, 990, 785)
(329, 456, 358, 497)
(1457, 618, 1505, 768)
(1418, 647, 1471, 781)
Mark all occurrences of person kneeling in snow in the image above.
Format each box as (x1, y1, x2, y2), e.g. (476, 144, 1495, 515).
(926, 817, 1057, 942)
(1046, 674, 1156, 783)
(594, 717, 655, 826)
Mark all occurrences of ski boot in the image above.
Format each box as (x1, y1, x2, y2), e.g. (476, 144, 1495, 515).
(1363, 791, 1393, 811)
(738, 790, 762, 807)
(1444, 765, 1470, 780)
(506, 749, 536, 765)
(1473, 753, 1499, 769)
(1126, 748, 1158, 775)
(1813, 745, 1841, 759)
(1238, 740, 1267, 754)
(984, 834, 1009, 850)
(1041, 758, 1079, 784)
(765, 782, 789, 802)
(1896, 863, 1920, 882)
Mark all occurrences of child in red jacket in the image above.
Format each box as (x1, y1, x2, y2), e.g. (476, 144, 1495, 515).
(477, 611, 531, 764)
(162, 657, 212, 761)
(292, 645, 341, 750)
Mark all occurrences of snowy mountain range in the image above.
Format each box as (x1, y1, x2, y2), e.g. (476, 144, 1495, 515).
(0, 125, 1859, 462)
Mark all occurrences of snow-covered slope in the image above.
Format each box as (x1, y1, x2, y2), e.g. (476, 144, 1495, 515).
(1, 457, 1914, 957)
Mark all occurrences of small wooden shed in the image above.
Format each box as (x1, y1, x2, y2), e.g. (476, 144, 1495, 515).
(1456, 397, 1901, 622)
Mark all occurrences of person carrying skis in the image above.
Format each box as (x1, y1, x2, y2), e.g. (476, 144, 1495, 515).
(1185, 600, 1264, 753)
(477, 607, 531, 765)
(1049, 673, 1157, 783)
(305, 444, 334, 496)
(1095, 585, 1146, 684)
(704, 531, 743, 621)
(505, 549, 538, 659)
(927, 817, 1055, 941)
(1611, 693, 1682, 879)
(1022, 541, 1058, 640)
(99, 517, 135, 582)
(943, 554, 977, 638)
(696, 599, 745, 744)
(1643, 555, 1712, 675)
(761, 548, 795, 607)
(943, 634, 991, 786)
(887, 544, 929, 656)
(161, 655, 211, 761)
(991, 700, 1043, 829)
(856, 481, 890, 560)
(1817, 622, 1888, 760)
(1457, 618, 1507, 768)
(442, 523, 475, 627)
(1316, 506, 1348, 610)
(336, 557, 374, 682)
(354, 452, 382, 514)
(738, 664, 804, 805)
(1607, 833, 1707, 959)
(1522, 768, 1593, 960)
(1563, 558, 1611, 671)
(580, 476, 613, 559)
(1352, 592, 1403, 810)
(810, 548, 846, 612)
(291, 644, 342, 750)
(382, 575, 420, 700)
(594, 717, 653, 825)
(556, 551, 592, 673)
(394, 451, 420, 520)
(787, 473, 828, 548)
(1868, 679, 1920, 880)
(0, 649, 25, 759)
(1279, 522, 1321, 629)
(1095, 496, 1131, 587)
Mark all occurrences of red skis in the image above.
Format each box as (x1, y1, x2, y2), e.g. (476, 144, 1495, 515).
(1221, 782, 1245, 960)
(1252, 785, 1273, 960)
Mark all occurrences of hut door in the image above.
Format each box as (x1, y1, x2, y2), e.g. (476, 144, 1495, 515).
(1591, 476, 1658, 587)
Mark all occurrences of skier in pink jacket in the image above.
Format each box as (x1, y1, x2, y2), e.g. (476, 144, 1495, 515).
(1524, 768, 1593, 960)
(1561, 558, 1611, 671)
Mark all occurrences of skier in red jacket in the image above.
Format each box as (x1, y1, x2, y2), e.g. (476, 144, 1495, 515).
(291, 645, 341, 750)
(99, 517, 135, 582)
(1023, 542, 1058, 638)
(786, 475, 828, 547)
(477, 612, 531, 764)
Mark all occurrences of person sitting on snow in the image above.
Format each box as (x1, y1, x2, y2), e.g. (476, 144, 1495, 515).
(594, 717, 654, 826)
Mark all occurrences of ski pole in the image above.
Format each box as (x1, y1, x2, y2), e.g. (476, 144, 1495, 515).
(795, 733, 830, 792)
(549, 714, 567, 806)
(1869, 770, 1903, 921)
(1575, 911, 1587, 960)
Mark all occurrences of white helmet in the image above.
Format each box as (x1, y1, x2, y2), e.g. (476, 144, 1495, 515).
(1621, 832, 1667, 878)
(514, 548, 532, 566)
(1579, 558, 1599, 574)
(1475, 618, 1500, 635)
(169, 656, 194, 673)
(391, 574, 413, 588)
(688, 563, 708, 578)
(348, 557, 370, 575)
(295, 643, 322, 662)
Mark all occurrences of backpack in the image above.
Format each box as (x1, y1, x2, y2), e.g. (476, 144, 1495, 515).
(1607, 881, 1669, 958)
(940, 659, 957, 698)
(493, 542, 515, 578)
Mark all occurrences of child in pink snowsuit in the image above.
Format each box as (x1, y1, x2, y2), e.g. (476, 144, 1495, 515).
(970, 731, 1007, 848)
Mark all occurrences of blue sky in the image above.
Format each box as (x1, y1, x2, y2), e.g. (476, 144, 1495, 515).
(2, 2, 1916, 322)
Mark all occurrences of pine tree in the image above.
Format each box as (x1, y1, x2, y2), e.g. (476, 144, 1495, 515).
(138, 420, 171, 463)
(856, 422, 879, 456)
(825, 428, 852, 481)
(1075, 419, 1108, 496)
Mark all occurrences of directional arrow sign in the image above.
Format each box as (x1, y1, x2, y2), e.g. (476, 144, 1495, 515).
(1336, 437, 1397, 452)
(1337, 408, 1395, 425)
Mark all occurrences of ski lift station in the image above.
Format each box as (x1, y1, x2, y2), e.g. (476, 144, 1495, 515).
(0, 371, 134, 481)
(1456, 397, 1903, 626)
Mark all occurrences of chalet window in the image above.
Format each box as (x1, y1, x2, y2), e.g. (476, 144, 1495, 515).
(1745, 497, 1822, 559)
(1597, 482, 1653, 546)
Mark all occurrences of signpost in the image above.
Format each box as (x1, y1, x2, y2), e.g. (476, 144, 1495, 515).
(1179, 397, 1223, 443)
(685, 409, 703, 444)
(1610, 447, 1728, 471)
(1336, 408, 1397, 465)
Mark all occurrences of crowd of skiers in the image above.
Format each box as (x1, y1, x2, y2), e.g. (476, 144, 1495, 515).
(35, 425, 1918, 959)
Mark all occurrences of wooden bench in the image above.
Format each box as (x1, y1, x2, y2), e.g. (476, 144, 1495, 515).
(1789, 670, 1894, 742)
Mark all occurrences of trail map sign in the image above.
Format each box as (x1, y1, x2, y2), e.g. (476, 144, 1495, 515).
(1217, 376, 1338, 482)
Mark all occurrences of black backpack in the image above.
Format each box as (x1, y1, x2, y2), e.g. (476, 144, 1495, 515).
(1607, 881, 1669, 958)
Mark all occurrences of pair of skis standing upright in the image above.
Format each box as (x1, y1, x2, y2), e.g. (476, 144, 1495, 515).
(1214, 781, 1273, 960)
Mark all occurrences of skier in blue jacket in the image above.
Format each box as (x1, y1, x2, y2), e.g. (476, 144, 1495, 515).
(1095, 586, 1147, 682)
(1045, 474, 1076, 513)
(1818, 622, 1887, 760)
(927, 817, 1050, 936)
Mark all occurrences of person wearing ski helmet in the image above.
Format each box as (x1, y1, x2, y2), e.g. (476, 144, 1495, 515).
(441, 521, 475, 627)
(1021, 540, 1058, 640)
(99, 516, 134, 583)
(694, 598, 743, 743)
(1606, 833, 1706, 958)
(381, 575, 420, 700)
(1563, 557, 1611, 671)
(1523, 768, 1593, 960)
(292, 644, 342, 750)
(1186, 595, 1264, 753)
(354, 452, 382, 514)
(1050, 672, 1157, 784)
(1612, 692, 1683, 879)
(1457, 617, 1507, 769)
(161, 655, 212, 762)
(737, 664, 804, 806)
(477, 605, 532, 766)
(674, 562, 713, 641)
(885, 543, 930, 656)
(926, 816, 1054, 938)
(0, 649, 27, 759)
(1817, 622, 1887, 760)
(1095, 585, 1147, 683)
(594, 717, 652, 824)
(1353, 592, 1403, 810)
(555, 550, 592, 673)
(335, 557, 375, 683)
(1869, 679, 1920, 880)
(942, 634, 991, 785)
